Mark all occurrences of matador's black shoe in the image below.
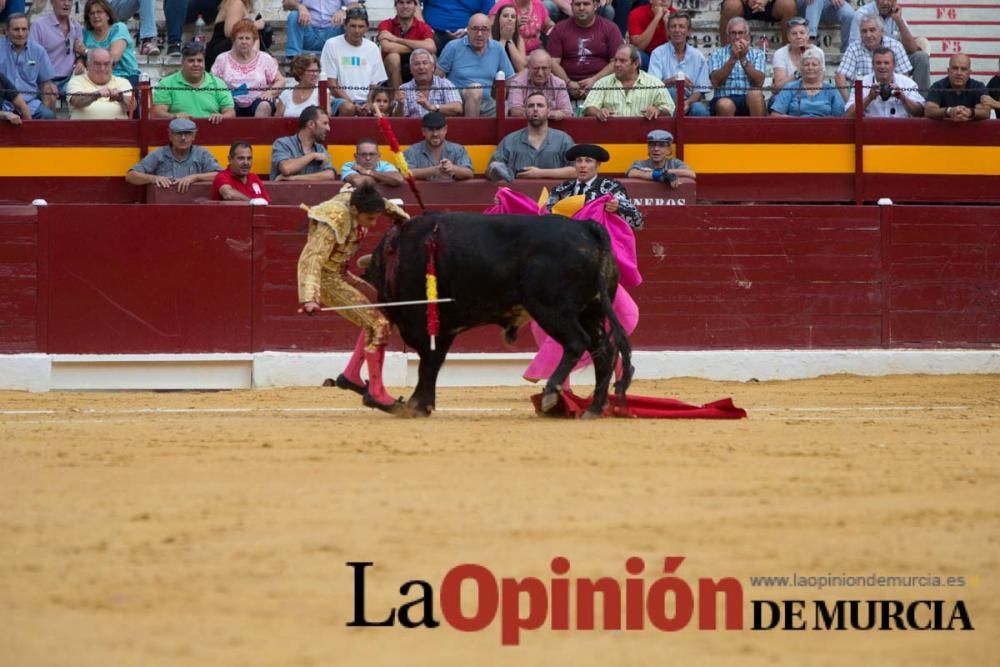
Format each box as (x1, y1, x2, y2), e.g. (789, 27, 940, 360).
(328, 373, 368, 395)
(362, 392, 406, 415)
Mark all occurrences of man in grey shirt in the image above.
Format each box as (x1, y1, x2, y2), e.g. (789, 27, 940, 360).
(270, 105, 338, 182)
(487, 92, 576, 183)
(126, 117, 221, 192)
(402, 111, 474, 181)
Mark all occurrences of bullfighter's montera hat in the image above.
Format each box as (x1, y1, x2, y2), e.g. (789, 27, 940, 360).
(565, 144, 610, 162)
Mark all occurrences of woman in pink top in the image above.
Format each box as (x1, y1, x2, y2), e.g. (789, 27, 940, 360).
(488, 0, 553, 54)
(211, 18, 284, 117)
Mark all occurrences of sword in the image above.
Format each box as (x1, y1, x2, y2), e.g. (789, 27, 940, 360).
(319, 298, 454, 312)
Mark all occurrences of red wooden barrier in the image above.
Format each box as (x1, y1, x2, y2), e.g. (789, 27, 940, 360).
(0, 206, 38, 353)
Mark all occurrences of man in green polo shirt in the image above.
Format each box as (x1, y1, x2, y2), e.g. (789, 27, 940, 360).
(152, 42, 235, 125)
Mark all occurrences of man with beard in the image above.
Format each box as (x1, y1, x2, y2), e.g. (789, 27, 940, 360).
(844, 47, 924, 118)
(487, 91, 576, 183)
(270, 105, 338, 182)
(403, 111, 474, 182)
(925, 54, 991, 122)
(213, 141, 271, 202)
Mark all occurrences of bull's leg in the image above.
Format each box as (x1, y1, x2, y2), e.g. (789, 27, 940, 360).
(529, 306, 591, 414)
(581, 302, 615, 419)
(406, 335, 454, 418)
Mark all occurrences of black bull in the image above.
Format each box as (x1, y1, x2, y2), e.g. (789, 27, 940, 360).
(364, 212, 633, 417)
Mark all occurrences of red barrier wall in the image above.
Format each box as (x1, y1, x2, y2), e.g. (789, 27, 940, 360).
(2, 204, 998, 355)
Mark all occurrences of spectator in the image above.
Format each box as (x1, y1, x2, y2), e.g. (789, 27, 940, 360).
(924, 54, 991, 122)
(163, 0, 223, 59)
(1, 0, 25, 26)
(321, 6, 386, 117)
(126, 117, 222, 192)
(771, 16, 808, 94)
(378, 0, 435, 91)
(487, 91, 575, 183)
(421, 0, 493, 55)
(28, 0, 87, 95)
(849, 0, 929, 94)
(628, 0, 675, 69)
(396, 47, 462, 118)
(709, 17, 766, 116)
(213, 141, 270, 201)
(583, 44, 674, 121)
(276, 53, 330, 117)
(546, 143, 644, 230)
(0, 14, 57, 119)
(403, 111, 474, 181)
(543, 0, 628, 37)
(203, 0, 269, 70)
(626, 129, 696, 188)
(211, 18, 283, 117)
(152, 41, 236, 123)
(719, 0, 796, 46)
(108, 0, 159, 55)
(491, 4, 527, 73)
(795, 0, 854, 53)
(844, 46, 923, 118)
(283, 0, 352, 59)
(649, 13, 710, 117)
(985, 59, 999, 119)
(488, 0, 553, 55)
(506, 48, 573, 119)
(437, 13, 514, 117)
(270, 105, 337, 182)
(82, 0, 140, 88)
(67, 47, 132, 119)
(770, 47, 844, 117)
(0, 70, 31, 124)
(547, 0, 623, 100)
(361, 83, 397, 116)
(341, 138, 405, 188)
(835, 16, 911, 102)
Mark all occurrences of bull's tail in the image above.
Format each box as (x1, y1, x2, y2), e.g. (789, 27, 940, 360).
(596, 234, 633, 400)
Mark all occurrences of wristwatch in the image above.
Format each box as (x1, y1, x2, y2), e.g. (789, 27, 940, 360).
(433, 103, 440, 112)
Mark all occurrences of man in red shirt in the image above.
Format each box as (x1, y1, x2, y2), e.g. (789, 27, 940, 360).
(548, 0, 623, 100)
(378, 0, 436, 91)
(212, 142, 272, 202)
(628, 0, 676, 69)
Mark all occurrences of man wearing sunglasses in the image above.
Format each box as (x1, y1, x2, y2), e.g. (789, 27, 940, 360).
(28, 0, 87, 96)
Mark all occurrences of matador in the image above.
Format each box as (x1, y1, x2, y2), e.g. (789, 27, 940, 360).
(297, 182, 410, 413)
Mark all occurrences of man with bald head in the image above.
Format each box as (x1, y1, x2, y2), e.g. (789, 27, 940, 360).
(67, 48, 132, 119)
(506, 49, 573, 120)
(436, 13, 513, 116)
(925, 54, 991, 122)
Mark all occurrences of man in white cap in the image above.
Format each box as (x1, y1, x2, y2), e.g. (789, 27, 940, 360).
(125, 117, 222, 192)
(626, 129, 696, 187)
(546, 143, 645, 230)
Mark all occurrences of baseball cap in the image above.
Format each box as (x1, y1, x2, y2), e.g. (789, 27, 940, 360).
(421, 111, 447, 129)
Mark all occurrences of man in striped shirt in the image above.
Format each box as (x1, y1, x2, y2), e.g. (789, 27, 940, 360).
(582, 44, 674, 120)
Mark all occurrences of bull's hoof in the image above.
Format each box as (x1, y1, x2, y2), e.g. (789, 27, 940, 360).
(334, 373, 368, 395)
(362, 392, 406, 416)
(540, 391, 560, 414)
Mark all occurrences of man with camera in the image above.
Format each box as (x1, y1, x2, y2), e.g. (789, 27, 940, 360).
(626, 129, 696, 188)
(844, 46, 924, 118)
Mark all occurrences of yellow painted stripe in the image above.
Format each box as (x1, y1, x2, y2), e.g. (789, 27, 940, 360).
(683, 143, 855, 174)
(864, 145, 1000, 175)
(0, 147, 140, 177)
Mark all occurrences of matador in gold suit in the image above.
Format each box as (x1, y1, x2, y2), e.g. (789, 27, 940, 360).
(297, 183, 409, 413)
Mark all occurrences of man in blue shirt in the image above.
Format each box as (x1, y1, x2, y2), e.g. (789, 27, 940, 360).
(420, 0, 493, 54)
(436, 13, 514, 117)
(0, 13, 57, 119)
(649, 13, 710, 117)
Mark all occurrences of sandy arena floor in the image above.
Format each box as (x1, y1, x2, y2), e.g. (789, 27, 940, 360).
(1, 374, 998, 666)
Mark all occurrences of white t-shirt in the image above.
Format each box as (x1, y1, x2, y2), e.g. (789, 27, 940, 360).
(66, 73, 133, 119)
(772, 46, 800, 82)
(845, 73, 924, 118)
(278, 86, 321, 118)
(320, 35, 387, 103)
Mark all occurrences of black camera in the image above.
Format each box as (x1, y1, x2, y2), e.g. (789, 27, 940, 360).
(878, 82, 893, 101)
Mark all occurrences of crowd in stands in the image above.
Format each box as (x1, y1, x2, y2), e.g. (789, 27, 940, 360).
(3, 0, 999, 126)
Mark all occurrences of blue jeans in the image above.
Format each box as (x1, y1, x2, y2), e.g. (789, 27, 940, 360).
(0, 0, 26, 23)
(796, 0, 855, 52)
(285, 12, 343, 57)
(164, 0, 220, 45)
(669, 88, 710, 116)
(109, 0, 157, 40)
